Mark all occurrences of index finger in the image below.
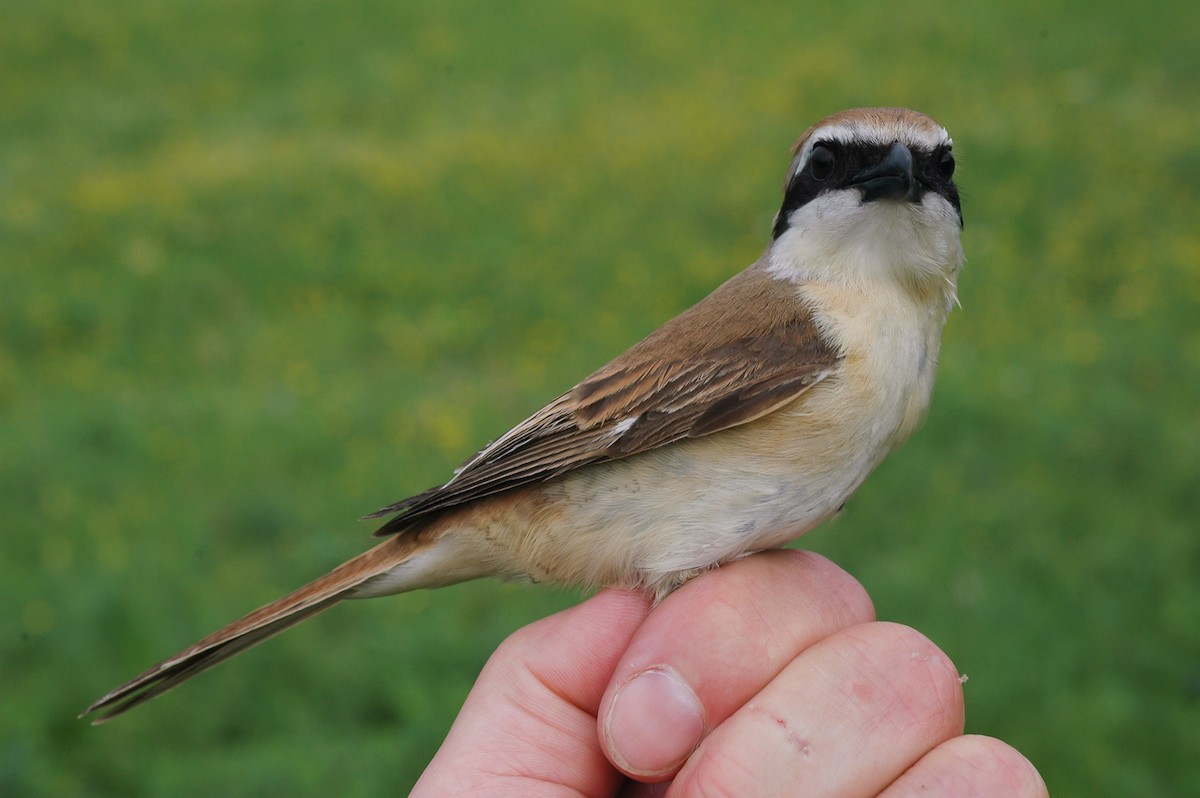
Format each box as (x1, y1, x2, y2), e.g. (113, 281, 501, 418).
(413, 587, 652, 796)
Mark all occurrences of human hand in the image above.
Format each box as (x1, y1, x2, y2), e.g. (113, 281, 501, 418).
(412, 550, 1047, 797)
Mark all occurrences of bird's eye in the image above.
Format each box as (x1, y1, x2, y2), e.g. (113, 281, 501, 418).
(808, 145, 836, 181)
(938, 149, 956, 179)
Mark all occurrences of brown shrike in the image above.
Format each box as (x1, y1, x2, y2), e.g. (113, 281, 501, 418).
(84, 107, 964, 722)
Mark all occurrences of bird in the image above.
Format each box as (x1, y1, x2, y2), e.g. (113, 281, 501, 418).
(83, 107, 964, 723)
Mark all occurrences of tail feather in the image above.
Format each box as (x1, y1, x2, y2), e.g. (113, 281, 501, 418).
(84, 596, 342, 723)
(82, 533, 426, 724)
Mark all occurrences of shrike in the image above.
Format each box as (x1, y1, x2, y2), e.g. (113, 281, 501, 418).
(84, 107, 964, 722)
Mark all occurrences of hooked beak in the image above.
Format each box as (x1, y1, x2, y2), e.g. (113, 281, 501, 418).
(853, 141, 923, 203)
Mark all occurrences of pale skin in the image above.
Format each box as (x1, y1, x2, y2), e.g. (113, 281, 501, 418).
(413, 550, 1048, 797)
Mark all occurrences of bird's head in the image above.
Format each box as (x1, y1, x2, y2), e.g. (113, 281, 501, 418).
(769, 107, 963, 298)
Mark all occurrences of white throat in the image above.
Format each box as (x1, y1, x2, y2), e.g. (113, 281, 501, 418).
(766, 190, 963, 310)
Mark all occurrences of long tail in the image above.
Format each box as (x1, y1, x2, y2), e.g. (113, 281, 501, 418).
(81, 532, 432, 724)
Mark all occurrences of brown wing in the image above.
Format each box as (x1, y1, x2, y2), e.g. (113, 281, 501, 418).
(368, 263, 841, 535)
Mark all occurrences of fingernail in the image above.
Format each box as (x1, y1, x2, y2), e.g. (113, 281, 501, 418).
(604, 666, 705, 777)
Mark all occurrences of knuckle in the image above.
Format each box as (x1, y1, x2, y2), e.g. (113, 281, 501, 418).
(840, 622, 965, 736)
(947, 735, 1049, 797)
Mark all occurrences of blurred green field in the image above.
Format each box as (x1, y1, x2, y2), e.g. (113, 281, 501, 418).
(3, 0, 1198, 795)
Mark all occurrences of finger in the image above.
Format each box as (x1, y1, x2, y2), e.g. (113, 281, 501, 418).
(412, 587, 651, 797)
(879, 735, 1049, 798)
(599, 550, 876, 779)
(671, 622, 965, 797)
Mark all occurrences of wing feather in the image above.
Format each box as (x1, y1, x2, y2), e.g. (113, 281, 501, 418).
(368, 264, 840, 534)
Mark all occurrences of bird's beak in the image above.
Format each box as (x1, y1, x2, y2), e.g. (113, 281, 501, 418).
(853, 141, 923, 203)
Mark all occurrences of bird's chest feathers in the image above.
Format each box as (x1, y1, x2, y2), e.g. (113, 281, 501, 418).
(798, 279, 944, 462)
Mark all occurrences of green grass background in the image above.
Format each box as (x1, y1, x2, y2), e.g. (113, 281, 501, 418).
(3, 0, 1198, 795)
